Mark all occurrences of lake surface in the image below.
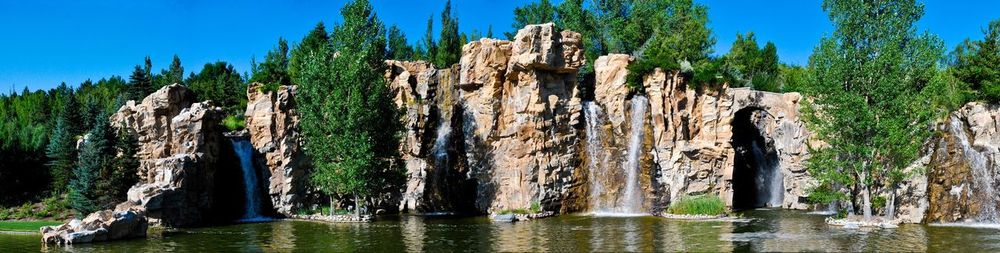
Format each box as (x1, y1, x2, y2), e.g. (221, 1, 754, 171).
(3, 209, 1000, 252)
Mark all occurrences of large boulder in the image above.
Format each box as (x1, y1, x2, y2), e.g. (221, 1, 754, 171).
(244, 82, 311, 216)
(41, 209, 147, 245)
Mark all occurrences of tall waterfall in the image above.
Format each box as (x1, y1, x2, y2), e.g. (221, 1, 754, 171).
(620, 95, 648, 214)
(231, 138, 267, 221)
(432, 119, 452, 164)
(751, 141, 783, 207)
(583, 101, 610, 211)
(950, 116, 999, 222)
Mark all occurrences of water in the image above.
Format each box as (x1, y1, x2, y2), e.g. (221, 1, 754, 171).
(431, 119, 452, 163)
(621, 95, 648, 214)
(949, 116, 999, 222)
(231, 138, 267, 222)
(582, 101, 611, 212)
(749, 141, 783, 207)
(5, 210, 1000, 252)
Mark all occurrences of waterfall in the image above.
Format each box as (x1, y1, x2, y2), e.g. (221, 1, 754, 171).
(750, 141, 783, 207)
(621, 95, 648, 214)
(431, 119, 452, 164)
(583, 102, 610, 211)
(950, 116, 999, 222)
(231, 138, 267, 222)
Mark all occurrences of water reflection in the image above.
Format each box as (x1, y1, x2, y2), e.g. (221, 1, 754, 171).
(5, 210, 1000, 252)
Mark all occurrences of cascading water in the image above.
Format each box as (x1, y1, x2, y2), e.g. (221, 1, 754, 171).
(620, 95, 648, 214)
(750, 141, 783, 207)
(950, 116, 999, 222)
(231, 138, 268, 222)
(431, 120, 452, 165)
(583, 102, 610, 211)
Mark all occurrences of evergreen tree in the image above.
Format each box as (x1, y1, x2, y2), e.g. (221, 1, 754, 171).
(251, 38, 292, 89)
(803, 0, 944, 220)
(157, 55, 185, 88)
(951, 19, 1000, 102)
(69, 114, 113, 215)
(420, 15, 436, 62)
(435, 0, 461, 68)
(103, 121, 139, 208)
(127, 64, 153, 101)
(296, 0, 402, 217)
(186, 61, 246, 115)
(725, 32, 781, 91)
(45, 113, 76, 194)
(625, 0, 715, 91)
(386, 25, 414, 61)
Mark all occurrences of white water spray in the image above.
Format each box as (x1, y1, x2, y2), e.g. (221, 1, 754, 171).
(620, 95, 648, 214)
(583, 101, 610, 211)
(950, 116, 999, 222)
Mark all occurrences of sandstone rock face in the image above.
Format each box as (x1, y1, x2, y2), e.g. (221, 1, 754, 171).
(459, 23, 585, 213)
(244, 82, 310, 216)
(44, 84, 222, 244)
(588, 56, 814, 212)
(919, 102, 1000, 223)
(387, 60, 476, 213)
(110, 84, 223, 227)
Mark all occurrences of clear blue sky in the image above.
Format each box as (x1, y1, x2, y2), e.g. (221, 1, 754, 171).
(1, 0, 996, 93)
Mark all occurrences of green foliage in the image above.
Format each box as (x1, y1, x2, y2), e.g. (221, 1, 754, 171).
(803, 0, 944, 218)
(950, 19, 1000, 103)
(667, 194, 726, 216)
(778, 65, 809, 93)
(45, 109, 77, 195)
(127, 64, 153, 102)
(289, 22, 331, 82)
(155, 55, 185, 88)
(386, 25, 414, 61)
(251, 38, 292, 89)
(222, 115, 246, 132)
(625, 0, 715, 93)
(530, 201, 542, 213)
(69, 115, 114, 215)
(295, 0, 403, 215)
(725, 32, 781, 91)
(186, 61, 246, 116)
(507, 0, 556, 39)
(435, 0, 461, 68)
(416, 15, 437, 62)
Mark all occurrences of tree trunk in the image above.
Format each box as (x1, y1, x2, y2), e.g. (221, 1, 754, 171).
(861, 173, 873, 220)
(885, 185, 897, 221)
(354, 194, 361, 218)
(329, 197, 335, 216)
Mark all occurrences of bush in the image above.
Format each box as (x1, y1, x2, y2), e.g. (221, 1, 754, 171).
(667, 194, 726, 216)
(221, 115, 245, 132)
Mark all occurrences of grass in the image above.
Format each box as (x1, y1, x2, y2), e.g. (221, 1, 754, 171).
(221, 115, 246, 131)
(667, 194, 727, 216)
(497, 202, 543, 215)
(0, 221, 63, 232)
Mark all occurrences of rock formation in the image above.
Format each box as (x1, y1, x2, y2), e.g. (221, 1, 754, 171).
(43, 84, 223, 244)
(244, 82, 311, 216)
(917, 102, 1000, 223)
(588, 55, 814, 212)
(459, 23, 586, 213)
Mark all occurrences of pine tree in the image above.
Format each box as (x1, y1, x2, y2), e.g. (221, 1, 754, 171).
(186, 62, 246, 116)
(296, 0, 402, 217)
(158, 55, 185, 87)
(507, 0, 556, 39)
(127, 64, 152, 101)
(45, 114, 76, 194)
(251, 38, 292, 89)
(69, 114, 113, 215)
(420, 15, 436, 62)
(386, 25, 414, 61)
(951, 19, 1000, 102)
(435, 0, 461, 67)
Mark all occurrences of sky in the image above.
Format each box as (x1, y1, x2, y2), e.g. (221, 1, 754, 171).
(0, 0, 996, 93)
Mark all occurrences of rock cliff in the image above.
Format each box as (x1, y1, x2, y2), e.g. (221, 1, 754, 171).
(244, 83, 311, 216)
(917, 102, 1000, 223)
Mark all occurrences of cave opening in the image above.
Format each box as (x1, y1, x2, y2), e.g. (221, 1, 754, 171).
(731, 107, 783, 210)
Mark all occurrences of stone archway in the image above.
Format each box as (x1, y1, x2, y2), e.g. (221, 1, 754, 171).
(730, 107, 784, 210)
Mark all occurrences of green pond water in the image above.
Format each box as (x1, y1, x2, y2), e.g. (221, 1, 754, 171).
(3, 210, 999, 252)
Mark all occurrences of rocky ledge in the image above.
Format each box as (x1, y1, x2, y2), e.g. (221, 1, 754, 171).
(41, 210, 147, 245)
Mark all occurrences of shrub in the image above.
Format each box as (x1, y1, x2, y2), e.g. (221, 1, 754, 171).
(221, 115, 245, 132)
(667, 194, 726, 216)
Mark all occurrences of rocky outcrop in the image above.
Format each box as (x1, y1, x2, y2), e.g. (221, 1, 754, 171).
(109, 85, 223, 227)
(41, 210, 147, 245)
(459, 23, 585, 213)
(44, 84, 223, 244)
(588, 55, 814, 212)
(244, 83, 311, 216)
(919, 102, 1000, 223)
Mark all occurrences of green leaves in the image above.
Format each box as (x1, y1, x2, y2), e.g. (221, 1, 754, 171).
(186, 61, 246, 116)
(951, 19, 1000, 103)
(295, 0, 403, 211)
